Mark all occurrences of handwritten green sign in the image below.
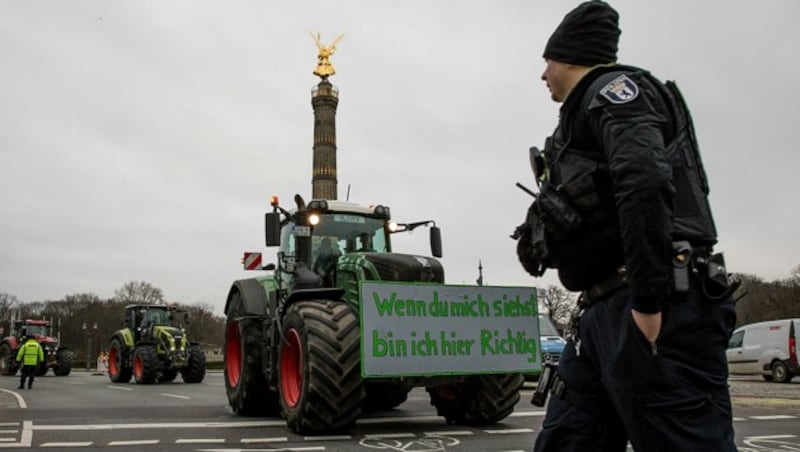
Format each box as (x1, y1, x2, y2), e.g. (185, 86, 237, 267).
(360, 282, 540, 377)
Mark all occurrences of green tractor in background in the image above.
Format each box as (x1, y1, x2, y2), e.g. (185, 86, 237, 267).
(108, 304, 206, 384)
(224, 195, 524, 435)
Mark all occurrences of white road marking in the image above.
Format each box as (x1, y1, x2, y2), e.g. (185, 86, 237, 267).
(750, 415, 797, 420)
(19, 421, 32, 448)
(746, 435, 797, 439)
(160, 393, 190, 400)
(39, 442, 92, 447)
(240, 437, 288, 443)
(0, 439, 17, 443)
(108, 439, 159, 446)
(485, 428, 535, 434)
(363, 433, 415, 439)
(424, 430, 474, 436)
(33, 420, 286, 431)
(176, 438, 226, 444)
(106, 385, 133, 391)
(0, 388, 27, 409)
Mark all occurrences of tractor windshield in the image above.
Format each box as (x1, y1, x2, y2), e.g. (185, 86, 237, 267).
(313, 214, 387, 254)
(21, 325, 48, 337)
(142, 308, 172, 328)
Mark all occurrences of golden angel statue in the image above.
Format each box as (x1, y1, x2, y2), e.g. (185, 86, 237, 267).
(311, 32, 344, 79)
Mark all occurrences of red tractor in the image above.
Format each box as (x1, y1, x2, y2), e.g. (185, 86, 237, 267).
(0, 319, 74, 377)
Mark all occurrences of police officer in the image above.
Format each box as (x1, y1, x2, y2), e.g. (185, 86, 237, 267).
(519, 2, 738, 451)
(16, 331, 44, 390)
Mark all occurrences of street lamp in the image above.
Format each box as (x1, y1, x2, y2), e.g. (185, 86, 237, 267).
(82, 322, 98, 371)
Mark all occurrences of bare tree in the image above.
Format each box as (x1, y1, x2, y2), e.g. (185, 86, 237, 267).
(539, 285, 577, 331)
(0, 292, 19, 319)
(178, 302, 224, 347)
(113, 281, 164, 305)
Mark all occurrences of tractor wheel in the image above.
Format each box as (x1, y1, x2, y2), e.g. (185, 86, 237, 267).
(108, 338, 132, 383)
(427, 373, 524, 425)
(133, 345, 158, 384)
(224, 291, 279, 416)
(279, 300, 364, 435)
(363, 381, 411, 412)
(35, 362, 48, 377)
(54, 350, 74, 376)
(0, 343, 17, 376)
(159, 370, 178, 383)
(182, 345, 206, 383)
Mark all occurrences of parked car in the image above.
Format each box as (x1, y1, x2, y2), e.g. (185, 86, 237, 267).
(726, 318, 800, 383)
(526, 314, 567, 381)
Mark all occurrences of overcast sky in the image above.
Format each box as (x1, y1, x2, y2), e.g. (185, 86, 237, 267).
(2, 1, 798, 315)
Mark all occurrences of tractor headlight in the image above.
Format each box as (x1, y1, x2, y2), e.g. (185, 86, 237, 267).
(309, 214, 320, 225)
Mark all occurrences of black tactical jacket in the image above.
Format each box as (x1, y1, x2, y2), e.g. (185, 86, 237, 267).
(545, 65, 690, 314)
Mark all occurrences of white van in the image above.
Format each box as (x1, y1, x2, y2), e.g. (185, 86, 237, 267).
(726, 318, 800, 383)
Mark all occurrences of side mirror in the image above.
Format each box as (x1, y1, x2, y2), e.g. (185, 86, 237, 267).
(265, 212, 281, 246)
(430, 226, 442, 258)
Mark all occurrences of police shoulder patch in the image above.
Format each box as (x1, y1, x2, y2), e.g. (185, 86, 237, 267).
(599, 74, 639, 104)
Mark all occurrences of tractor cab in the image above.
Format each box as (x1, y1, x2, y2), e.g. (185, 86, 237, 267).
(125, 305, 176, 341)
(14, 320, 50, 339)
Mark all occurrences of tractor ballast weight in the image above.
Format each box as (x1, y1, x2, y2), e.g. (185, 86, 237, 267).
(224, 195, 523, 435)
(0, 319, 74, 377)
(107, 304, 206, 384)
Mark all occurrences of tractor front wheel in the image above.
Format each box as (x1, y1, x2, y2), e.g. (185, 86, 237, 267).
(133, 345, 158, 384)
(54, 349, 74, 376)
(182, 345, 206, 383)
(108, 338, 132, 383)
(427, 373, 524, 425)
(224, 291, 279, 416)
(279, 300, 364, 435)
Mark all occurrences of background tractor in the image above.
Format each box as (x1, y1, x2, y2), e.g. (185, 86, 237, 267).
(107, 304, 206, 384)
(0, 319, 74, 377)
(224, 195, 524, 435)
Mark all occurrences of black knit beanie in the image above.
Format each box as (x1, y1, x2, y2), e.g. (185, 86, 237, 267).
(543, 1, 620, 66)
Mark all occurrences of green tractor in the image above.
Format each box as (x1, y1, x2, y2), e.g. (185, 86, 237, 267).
(224, 195, 524, 435)
(108, 304, 206, 384)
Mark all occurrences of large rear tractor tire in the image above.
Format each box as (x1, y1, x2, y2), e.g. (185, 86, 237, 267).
(108, 338, 132, 383)
(182, 345, 206, 383)
(0, 343, 17, 376)
(133, 345, 158, 384)
(54, 349, 74, 376)
(224, 291, 279, 416)
(279, 300, 364, 435)
(427, 373, 524, 425)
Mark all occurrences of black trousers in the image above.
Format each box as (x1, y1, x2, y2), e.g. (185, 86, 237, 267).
(533, 279, 737, 452)
(19, 365, 37, 388)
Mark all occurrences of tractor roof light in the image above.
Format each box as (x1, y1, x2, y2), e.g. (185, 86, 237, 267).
(309, 213, 321, 226)
(388, 222, 399, 232)
(374, 205, 391, 220)
(270, 195, 280, 208)
(307, 200, 329, 211)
